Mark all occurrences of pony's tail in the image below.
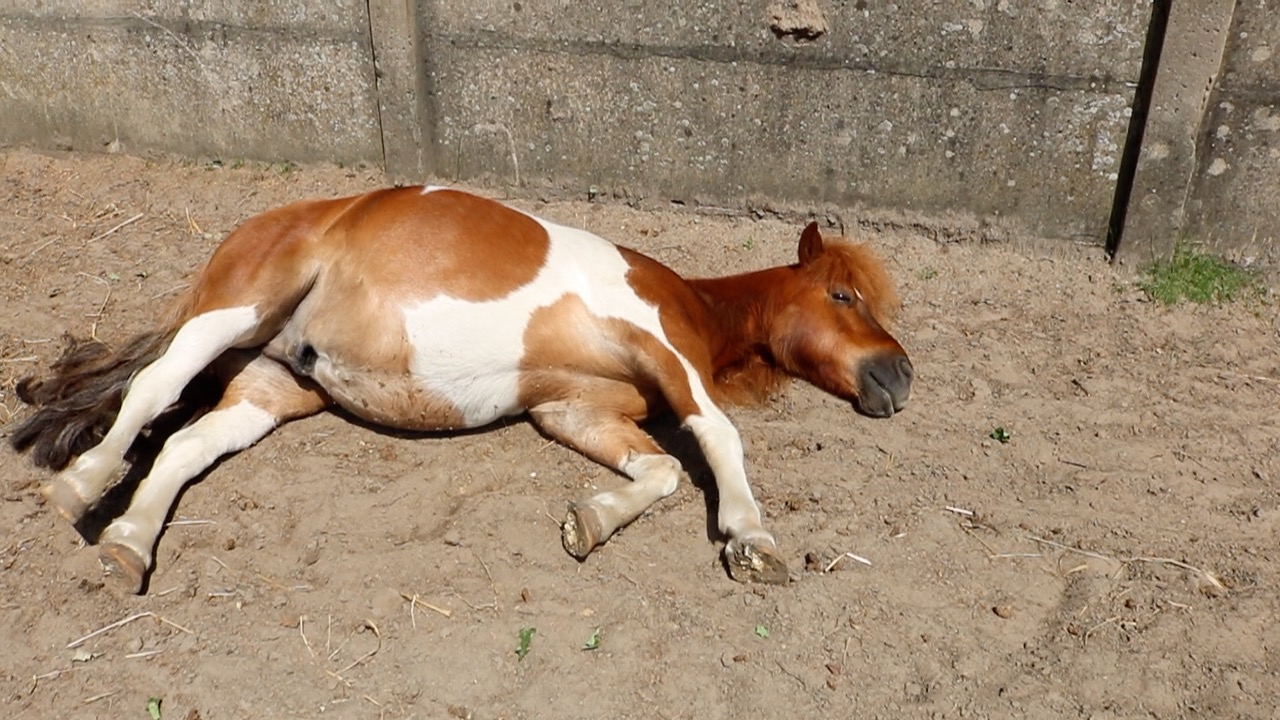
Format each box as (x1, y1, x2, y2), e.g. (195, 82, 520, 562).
(9, 331, 180, 470)
(8, 288, 215, 471)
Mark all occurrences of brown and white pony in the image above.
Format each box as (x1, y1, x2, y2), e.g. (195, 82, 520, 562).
(11, 187, 912, 593)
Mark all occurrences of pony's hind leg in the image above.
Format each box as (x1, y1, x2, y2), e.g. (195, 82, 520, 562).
(47, 307, 262, 521)
(98, 352, 329, 593)
(529, 399, 685, 559)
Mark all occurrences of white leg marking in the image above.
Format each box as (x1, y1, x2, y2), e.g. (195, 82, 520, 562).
(624, 453, 682, 498)
(685, 412, 768, 542)
(686, 411, 788, 583)
(593, 452, 683, 518)
(99, 400, 277, 569)
(566, 451, 685, 557)
(59, 307, 260, 501)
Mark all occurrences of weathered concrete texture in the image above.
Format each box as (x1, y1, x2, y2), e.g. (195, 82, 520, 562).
(433, 48, 1131, 239)
(1212, 0, 1280, 89)
(434, 0, 1149, 81)
(1119, 0, 1234, 265)
(369, 0, 432, 179)
(1181, 0, 1280, 264)
(0, 5, 380, 164)
(3, 0, 364, 26)
(424, 0, 1148, 240)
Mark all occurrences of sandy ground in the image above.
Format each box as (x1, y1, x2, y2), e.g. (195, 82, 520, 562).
(1, 148, 1278, 720)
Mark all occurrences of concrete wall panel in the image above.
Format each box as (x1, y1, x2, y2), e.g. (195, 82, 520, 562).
(1181, 0, 1280, 263)
(434, 45, 1130, 238)
(424, 1, 1148, 241)
(0, 6, 379, 163)
(432, 0, 1149, 80)
(0, 0, 366, 27)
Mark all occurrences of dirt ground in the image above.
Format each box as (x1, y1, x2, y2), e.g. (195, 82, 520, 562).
(1, 148, 1278, 720)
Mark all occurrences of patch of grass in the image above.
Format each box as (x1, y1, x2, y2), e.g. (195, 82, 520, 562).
(917, 267, 938, 280)
(1140, 244, 1256, 305)
(515, 626, 536, 661)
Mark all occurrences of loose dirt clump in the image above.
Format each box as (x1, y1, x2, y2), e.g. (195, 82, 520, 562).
(2, 148, 1277, 719)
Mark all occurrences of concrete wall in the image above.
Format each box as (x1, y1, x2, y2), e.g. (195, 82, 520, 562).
(0, 1, 381, 164)
(1121, 0, 1279, 266)
(424, 0, 1147, 242)
(1182, 0, 1280, 265)
(0, 1, 1271, 261)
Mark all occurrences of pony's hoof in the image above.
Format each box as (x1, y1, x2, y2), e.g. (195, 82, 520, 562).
(98, 542, 148, 595)
(562, 502, 604, 560)
(725, 538, 790, 585)
(41, 480, 91, 523)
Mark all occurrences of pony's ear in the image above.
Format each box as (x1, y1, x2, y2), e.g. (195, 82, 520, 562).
(798, 222, 824, 265)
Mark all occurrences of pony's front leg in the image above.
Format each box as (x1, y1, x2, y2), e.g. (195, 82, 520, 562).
(99, 355, 327, 593)
(529, 399, 685, 559)
(685, 411, 790, 584)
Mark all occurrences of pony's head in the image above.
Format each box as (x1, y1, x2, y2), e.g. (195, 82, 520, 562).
(769, 223, 913, 417)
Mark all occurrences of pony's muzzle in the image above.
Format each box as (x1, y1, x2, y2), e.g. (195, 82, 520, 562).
(856, 353, 913, 418)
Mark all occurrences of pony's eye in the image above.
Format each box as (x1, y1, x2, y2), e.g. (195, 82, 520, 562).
(830, 290, 853, 305)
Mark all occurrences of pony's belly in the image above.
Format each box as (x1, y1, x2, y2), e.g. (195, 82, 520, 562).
(311, 356, 520, 431)
(402, 295, 536, 428)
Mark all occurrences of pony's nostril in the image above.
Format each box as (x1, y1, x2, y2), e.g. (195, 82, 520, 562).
(867, 363, 897, 392)
(868, 354, 911, 390)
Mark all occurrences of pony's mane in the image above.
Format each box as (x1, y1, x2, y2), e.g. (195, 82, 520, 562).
(808, 239, 901, 328)
(711, 353, 788, 406)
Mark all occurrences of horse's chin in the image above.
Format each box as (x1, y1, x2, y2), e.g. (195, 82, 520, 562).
(855, 394, 896, 417)
(852, 393, 896, 418)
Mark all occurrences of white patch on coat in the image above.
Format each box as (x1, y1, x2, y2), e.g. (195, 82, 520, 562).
(101, 399, 279, 563)
(401, 214, 719, 428)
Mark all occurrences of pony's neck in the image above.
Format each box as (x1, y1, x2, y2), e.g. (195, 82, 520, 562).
(688, 266, 794, 404)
